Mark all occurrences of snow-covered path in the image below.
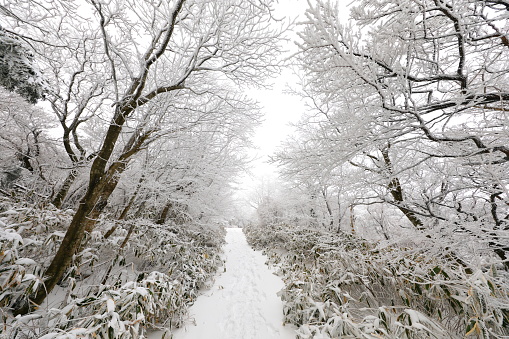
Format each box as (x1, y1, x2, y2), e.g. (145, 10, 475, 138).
(153, 227, 296, 339)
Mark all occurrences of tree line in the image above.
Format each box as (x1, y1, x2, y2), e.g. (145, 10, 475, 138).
(261, 0, 509, 273)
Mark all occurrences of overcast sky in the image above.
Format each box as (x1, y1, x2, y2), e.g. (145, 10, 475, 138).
(233, 0, 353, 216)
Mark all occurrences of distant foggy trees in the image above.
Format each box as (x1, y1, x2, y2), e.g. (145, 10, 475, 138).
(0, 89, 57, 190)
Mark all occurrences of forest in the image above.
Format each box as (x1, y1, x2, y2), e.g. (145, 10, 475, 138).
(0, 0, 508, 338)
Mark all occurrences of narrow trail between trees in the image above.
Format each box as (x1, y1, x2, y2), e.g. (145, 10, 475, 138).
(152, 227, 296, 339)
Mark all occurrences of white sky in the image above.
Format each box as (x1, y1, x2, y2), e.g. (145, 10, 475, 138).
(248, 0, 310, 166)
(232, 0, 353, 216)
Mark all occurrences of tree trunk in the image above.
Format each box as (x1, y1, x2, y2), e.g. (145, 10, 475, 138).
(322, 189, 334, 229)
(52, 168, 78, 208)
(104, 174, 144, 239)
(336, 196, 343, 233)
(134, 198, 148, 218)
(156, 200, 173, 225)
(13, 0, 188, 314)
(489, 189, 509, 270)
(14, 109, 128, 315)
(380, 147, 474, 273)
(349, 205, 355, 234)
(82, 162, 128, 233)
(119, 223, 136, 249)
(17, 149, 34, 173)
(381, 147, 425, 230)
(14, 176, 103, 315)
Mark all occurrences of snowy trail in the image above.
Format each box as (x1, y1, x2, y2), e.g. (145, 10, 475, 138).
(151, 227, 296, 339)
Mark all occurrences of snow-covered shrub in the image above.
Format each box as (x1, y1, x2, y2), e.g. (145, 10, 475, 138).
(119, 220, 225, 307)
(8, 271, 186, 338)
(245, 224, 509, 338)
(1, 197, 225, 338)
(0, 29, 46, 103)
(0, 198, 72, 312)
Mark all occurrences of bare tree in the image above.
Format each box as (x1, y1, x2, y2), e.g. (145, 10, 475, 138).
(275, 0, 509, 270)
(0, 88, 57, 193)
(9, 0, 285, 314)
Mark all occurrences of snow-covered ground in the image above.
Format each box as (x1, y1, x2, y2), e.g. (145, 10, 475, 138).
(149, 227, 296, 339)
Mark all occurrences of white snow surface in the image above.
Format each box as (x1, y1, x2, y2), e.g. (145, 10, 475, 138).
(150, 227, 296, 339)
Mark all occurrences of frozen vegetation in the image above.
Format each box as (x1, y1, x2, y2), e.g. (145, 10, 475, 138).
(1, 0, 509, 338)
(245, 224, 509, 338)
(1, 198, 226, 337)
(151, 228, 296, 339)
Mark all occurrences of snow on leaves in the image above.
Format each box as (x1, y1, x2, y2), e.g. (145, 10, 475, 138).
(0, 198, 225, 338)
(245, 224, 509, 338)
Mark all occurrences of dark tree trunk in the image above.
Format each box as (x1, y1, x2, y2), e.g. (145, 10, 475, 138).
(380, 146, 473, 273)
(134, 198, 148, 218)
(156, 201, 173, 225)
(119, 223, 136, 249)
(83, 127, 153, 233)
(489, 189, 509, 270)
(18, 151, 34, 173)
(83, 161, 128, 233)
(14, 109, 128, 316)
(13, 0, 187, 314)
(104, 174, 144, 239)
(52, 168, 78, 209)
(381, 147, 425, 230)
(14, 175, 104, 315)
(322, 189, 334, 229)
(349, 205, 355, 234)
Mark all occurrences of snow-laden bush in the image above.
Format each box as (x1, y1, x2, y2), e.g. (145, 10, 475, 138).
(245, 224, 509, 339)
(0, 198, 72, 312)
(1, 198, 225, 338)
